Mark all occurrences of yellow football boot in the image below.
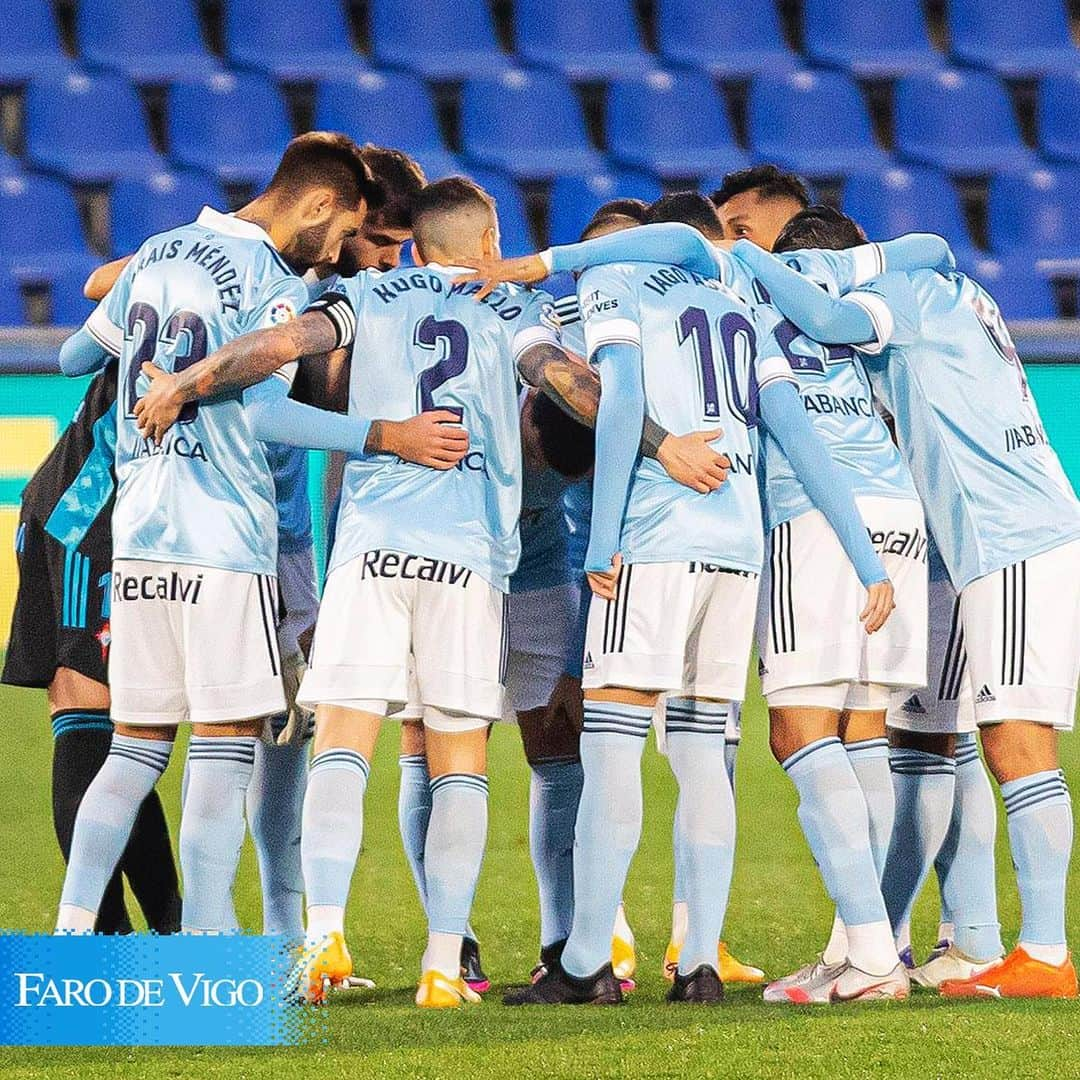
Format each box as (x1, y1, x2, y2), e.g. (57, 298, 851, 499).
(611, 934, 637, 988)
(663, 940, 765, 984)
(287, 931, 354, 1004)
(416, 969, 483, 1008)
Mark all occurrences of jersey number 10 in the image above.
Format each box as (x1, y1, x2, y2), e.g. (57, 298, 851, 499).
(676, 307, 759, 428)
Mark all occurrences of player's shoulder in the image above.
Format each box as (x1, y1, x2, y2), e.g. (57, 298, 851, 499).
(780, 248, 842, 293)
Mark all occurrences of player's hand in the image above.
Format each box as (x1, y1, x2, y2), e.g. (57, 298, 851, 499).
(860, 579, 896, 634)
(547, 673, 584, 736)
(657, 428, 731, 493)
(453, 254, 549, 301)
(587, 553, 622, 601)
(133, 364, 184, 444)
(377, 410, 469, 468)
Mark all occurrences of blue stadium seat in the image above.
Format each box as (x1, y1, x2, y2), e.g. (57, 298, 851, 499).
(0, 175, 96, 284)
(24, 72, 164, 183)
(77, 0, 220, 84)
(225, 0, 366, 81)
(949, 0, 1079, 77)
(514, 0, 653, 81)
(50, 264, 99, 326)
(369, 0, 511, 80)
(843, 167, 973, 254)
(894, 70, 1033, 175)
(607, 71, 748, 180)
(548, 170, 662, 245)
(0, 0, 71, 84)
(748, 70, 887, 178)
(314, 73, 455, 177)
(468, 168, 534, 255)
(1039, 74, 1080, 165)
(958, 253, 1059, 320)
(169, 72, 293, 186)
(110, 171, 228, 257)
(803, 0, 942, 77)
(988, 167, 1080, 257)
(0, 151, 22, 177)
(656, 0, 797, 79)
(461, 70, 602, 180)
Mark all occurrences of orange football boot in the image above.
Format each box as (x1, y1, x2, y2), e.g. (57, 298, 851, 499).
(939, 946, 1078, 999)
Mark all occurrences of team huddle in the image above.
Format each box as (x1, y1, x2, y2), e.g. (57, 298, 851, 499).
(4, 132, 1080, 1008)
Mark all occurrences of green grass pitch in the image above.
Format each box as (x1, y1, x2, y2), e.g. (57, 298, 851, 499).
(0, 678, 1077, 1079)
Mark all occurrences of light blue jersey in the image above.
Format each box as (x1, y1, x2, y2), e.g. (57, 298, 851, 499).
(580, 262, 794, 573)
(315, 265, 561, 592)
(846, 267, 1080, 588)
(85, 207, 310, 576)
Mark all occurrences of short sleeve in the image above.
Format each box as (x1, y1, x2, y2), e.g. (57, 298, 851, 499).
(84, 261, 137, 357)
(243, 273, 311, 335)
(510, 288, 562, 364)
(806, 244, 886, 293)
(578, 266, 641, 361)
(751, 305, 799, 391)
(845, 272, 922, 355)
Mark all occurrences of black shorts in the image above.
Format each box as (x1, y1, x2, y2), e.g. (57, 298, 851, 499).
(1, 507, 112, 689)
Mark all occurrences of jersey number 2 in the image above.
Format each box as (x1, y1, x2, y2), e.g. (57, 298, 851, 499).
(123, 303, 208, 424)
(415, 315, 469, 421)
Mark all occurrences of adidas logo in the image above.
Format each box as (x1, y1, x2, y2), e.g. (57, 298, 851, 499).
(975, 684, 996, 704)
(902, 694, 926, 714)
(583, 651, 595, 670)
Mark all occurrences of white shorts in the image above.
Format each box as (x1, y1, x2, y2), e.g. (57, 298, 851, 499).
(888, 573, 977, 735)
(769, 680, 894, 712)
(276, 544, 318, 662)
(505, 582, 580, 714)
(109, 559, 285, 726)
(582, 561, 759, 701)
(759, 496, 928, 707)
(959, 538, 1080, 730)
(297, 550, 506, 725)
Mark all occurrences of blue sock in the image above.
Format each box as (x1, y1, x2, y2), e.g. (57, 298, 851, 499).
(1002, 769, 1073, 954)
(301, 748, 370, 913)
(881, 747, 956, 937)
(398, 753, 431, 912)
(666, 723, 735, 975)
(725, 702, 741, 790)
(936, 734, 1003, 961)
(846, 738, 895, 880)
(561, 702, 651, 979)
(180, 736, 257, 933)
(247, 727, 308, 939)
(58, 734, 172, 922)
(529, 757, 583, 948)
(725, 736, 739, 791)
(783, 737, 889, 929)
(424, 773, 489, 942)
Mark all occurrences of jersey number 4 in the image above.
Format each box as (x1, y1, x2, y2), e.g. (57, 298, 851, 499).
(122, 303, 208, 424)
(415, 315, 469, 420)
(676, 307, 759, 427)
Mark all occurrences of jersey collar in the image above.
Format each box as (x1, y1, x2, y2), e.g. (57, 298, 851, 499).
(196, 206, 276, 247)
(424, 262, 475, 276)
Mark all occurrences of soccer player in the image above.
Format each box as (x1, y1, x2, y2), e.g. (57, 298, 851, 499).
(130, 177, 578, 1008)
(51, 133, 444, 937)
(506, 233, 893, 1006)
(733, 211, 1080, 999)
(710, 165, 811, 249)
(2, 363, 181, 936)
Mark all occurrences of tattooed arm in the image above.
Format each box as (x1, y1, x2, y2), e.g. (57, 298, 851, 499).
(133, 308, 342, 443)
(517, 342, 731, 493)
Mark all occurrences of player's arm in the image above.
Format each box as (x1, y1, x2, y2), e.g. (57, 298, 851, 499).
(61, 262, 135, 375)
(518, 334, 729, 493)
(291, 347, 351, 412)
(455, 224, 727, 300)
(583, 342, 644, 599)
(757, 375, 893, 632)
(84, 256, 133, 302)
(58, 327, 111, 377)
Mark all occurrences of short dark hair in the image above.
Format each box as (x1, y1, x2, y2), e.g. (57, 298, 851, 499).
(411, 176, 496, 254)
(361, 145, 427, 230)
(532, 391, 595, 478)
(710, 165, 811, 210)
(579, 197, 648, 240)
(266, 131, 385, 211)
(773, 205, 867, 253)
(644, 191, 724, 239)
